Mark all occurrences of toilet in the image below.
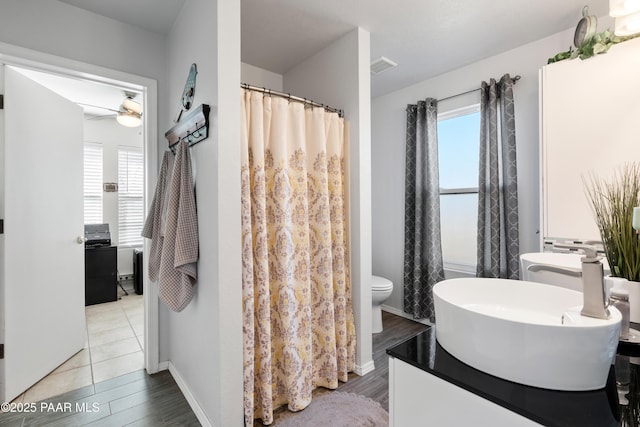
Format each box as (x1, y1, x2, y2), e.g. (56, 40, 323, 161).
(372, 275, 393, 333)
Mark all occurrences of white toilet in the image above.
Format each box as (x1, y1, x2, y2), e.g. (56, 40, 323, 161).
(372, 275, 393, 333)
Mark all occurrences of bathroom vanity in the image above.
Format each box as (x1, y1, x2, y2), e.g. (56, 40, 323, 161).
(387, 327, 624, 427)
(387, 325, 640, 427)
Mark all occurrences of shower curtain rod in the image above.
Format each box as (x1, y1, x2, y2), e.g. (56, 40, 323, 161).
(241, 83, 344, 118)
(437, 75, 521, 103)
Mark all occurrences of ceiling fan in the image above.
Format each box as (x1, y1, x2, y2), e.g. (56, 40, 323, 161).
(78, 91, 143, 127)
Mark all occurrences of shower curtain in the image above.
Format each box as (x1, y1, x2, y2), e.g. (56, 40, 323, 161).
(240, 89, 356, 425)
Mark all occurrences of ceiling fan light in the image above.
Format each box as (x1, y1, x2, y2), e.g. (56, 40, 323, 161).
(117, 111, 142, 127)
(121, 97, 142, 114)
(116, 94, 142, 127)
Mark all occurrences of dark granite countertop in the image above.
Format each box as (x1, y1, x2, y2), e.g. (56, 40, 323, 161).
(386, 326, 635, 427)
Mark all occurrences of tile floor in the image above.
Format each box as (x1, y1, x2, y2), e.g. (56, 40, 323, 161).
(11, 283, 144, 404)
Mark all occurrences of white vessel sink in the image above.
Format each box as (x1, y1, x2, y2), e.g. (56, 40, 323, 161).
(433, 278, 621, 391)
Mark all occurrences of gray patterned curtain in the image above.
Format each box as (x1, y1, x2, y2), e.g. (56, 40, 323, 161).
(477, 74, 519, 279)
(403, 98, 445, 321)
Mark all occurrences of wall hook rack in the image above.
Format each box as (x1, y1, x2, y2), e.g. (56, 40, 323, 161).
(166, 103, 210, 153)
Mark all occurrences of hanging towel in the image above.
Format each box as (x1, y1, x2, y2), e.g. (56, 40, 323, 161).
(157, 140, 199, 311)
(141, 150, 174, 282)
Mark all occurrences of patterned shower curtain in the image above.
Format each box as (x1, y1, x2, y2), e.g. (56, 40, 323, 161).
(477, 74, 520, 279)
(403, 98, 445, 322)
(240, 89, 356, 425)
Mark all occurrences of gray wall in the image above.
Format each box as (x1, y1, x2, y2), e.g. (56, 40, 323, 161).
(0, 1, 244, 424)
(0, 0, 168, 382)
(284, 27, 374, 373)
(241, 62, 283, 91)
(371, 17, 612, 314)
(165, 0, 242, 425)
(0, 0, 167, 144)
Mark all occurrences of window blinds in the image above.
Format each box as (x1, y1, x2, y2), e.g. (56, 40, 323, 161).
(84, 142, 103, 225)
(118, 146, 144, 247)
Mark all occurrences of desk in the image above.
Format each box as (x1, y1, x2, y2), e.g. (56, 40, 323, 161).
(85, 246, 117, 306)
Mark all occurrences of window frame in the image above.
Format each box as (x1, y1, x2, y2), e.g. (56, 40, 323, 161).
(437, 103, 481, 195)
(437, 103, 481, 274)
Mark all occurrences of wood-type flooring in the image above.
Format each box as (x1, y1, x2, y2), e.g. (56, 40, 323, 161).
(0, 369, 200, 426)
(265, 310, 429, 425)
(2, 311, 426, 426)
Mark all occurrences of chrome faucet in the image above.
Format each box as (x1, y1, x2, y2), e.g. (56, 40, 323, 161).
(553, 242, 610, 319)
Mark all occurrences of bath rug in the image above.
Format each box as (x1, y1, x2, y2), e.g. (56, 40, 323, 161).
(273, 391, 388, 426)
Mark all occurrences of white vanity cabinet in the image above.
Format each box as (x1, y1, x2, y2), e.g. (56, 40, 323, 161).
(386, 329, 619, 426)
(389, 357, 541, 427)
(540, 37, 640, 243)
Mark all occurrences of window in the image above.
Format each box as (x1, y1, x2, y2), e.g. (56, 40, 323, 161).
(438, 105, 480, 272)
(118, 146, 144, 247)
(84, 142, 103, 224)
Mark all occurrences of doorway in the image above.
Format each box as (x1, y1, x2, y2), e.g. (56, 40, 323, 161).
(0, 46, 159, 404)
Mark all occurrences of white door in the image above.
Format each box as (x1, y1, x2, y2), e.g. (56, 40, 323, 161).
(0, 65, 86, 402)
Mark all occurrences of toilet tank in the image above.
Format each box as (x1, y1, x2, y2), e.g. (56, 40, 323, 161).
(520, 252, 610, 292)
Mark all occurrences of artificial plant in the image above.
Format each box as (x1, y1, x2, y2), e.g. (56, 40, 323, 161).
(584, 163, 640, 282)
(548, 30, 639, 64)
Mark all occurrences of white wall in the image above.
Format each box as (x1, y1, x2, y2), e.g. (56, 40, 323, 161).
(0, 2, 244, 425)
(84, 118, 143, 275)
(241, 62, 283, 91)
(0, 0, 167, 147)
(215, 0, 242, 421)
(0, 0, 165, 280)
(371, 17, 613, 314)
(165, 0, 242, 426)
(284, 27, 373, 374)
(0, 0, 164, 384)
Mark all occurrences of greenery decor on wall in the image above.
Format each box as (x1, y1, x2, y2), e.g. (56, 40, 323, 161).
(584, 163, 640, 282)
(548, 30, 639, 64)
(578, 29, 622, 59)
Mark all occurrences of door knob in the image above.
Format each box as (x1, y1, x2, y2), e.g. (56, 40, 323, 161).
(77, 236, 87, 244)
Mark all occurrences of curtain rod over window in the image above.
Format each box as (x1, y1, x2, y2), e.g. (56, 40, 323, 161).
(438, 75, 521, 103)
(241, 83, 344, 118)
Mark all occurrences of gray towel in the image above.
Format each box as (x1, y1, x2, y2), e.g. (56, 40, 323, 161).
(141, 150, 174, 282)
(157, 140, 199, 311)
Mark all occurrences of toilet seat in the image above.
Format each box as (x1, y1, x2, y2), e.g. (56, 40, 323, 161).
(372, 275, 393, 291)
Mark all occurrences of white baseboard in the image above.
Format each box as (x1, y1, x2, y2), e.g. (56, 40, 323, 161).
(157, 361, 169, 371)
(168, 362, 213, 427)
(354, 360, 376, 376)
(381, 305, 433, 326)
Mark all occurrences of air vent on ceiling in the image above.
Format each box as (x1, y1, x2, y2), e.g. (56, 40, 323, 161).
(370, 56, 398, 75)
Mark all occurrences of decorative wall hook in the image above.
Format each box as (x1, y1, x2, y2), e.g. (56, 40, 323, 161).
(166, 104, 210, 153)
